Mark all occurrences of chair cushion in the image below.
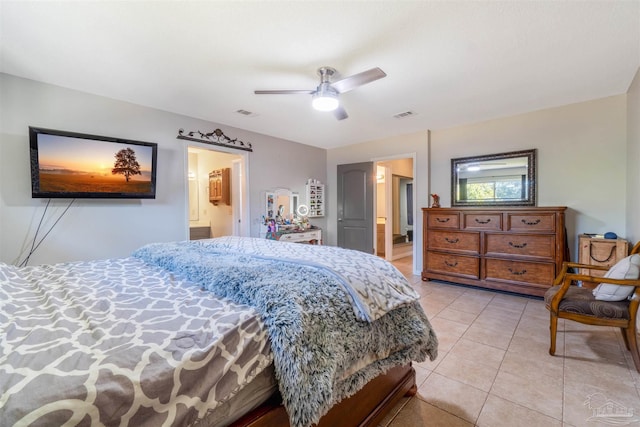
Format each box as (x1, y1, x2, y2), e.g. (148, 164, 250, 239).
(592, 254, 640, 301)
(545, 285, 630, 319)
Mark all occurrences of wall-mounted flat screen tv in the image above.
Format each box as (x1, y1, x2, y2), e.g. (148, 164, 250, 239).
(29, 127, 158, 199)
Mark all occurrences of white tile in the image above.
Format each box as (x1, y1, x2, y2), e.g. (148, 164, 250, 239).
(491, 370, 563, 420)
(477, 394, 562, 427)
(419, 372, 488, 424)
(390, 260, 640, 427)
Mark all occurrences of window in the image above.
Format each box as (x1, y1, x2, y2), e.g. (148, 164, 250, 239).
(459, 175, 526, 202)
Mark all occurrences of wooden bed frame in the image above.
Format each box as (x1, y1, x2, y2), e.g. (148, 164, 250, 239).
(231, 364, 417, 427)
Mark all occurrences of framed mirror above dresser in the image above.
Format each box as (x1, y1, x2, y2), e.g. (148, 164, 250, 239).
(452, 149, 536, 207)
(425, 149, 568, 296)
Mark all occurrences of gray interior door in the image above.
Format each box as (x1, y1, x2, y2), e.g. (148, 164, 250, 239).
(337, 162, 374, 253)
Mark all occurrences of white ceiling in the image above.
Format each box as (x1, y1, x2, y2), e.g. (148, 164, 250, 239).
(1, 1, 639, 149)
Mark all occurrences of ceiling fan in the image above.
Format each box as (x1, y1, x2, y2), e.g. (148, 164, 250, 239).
(254, 66, 387, 120)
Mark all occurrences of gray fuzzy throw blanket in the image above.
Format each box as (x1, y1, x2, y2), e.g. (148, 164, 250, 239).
(133, 239, 438, 427)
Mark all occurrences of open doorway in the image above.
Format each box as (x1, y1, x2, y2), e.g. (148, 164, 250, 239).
(375, 156, 415, 268)
(186, 144, 247, 240)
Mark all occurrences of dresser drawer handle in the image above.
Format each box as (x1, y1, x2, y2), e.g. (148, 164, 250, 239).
(521, 219, 541, 226)
(445, 237, 459, 244)
(444, 260, 458, 267)
(508, 268, 527, 276)
(436, 217, 450, 223)
(475, 218, 491, 224)
(508, 242, 528, 249)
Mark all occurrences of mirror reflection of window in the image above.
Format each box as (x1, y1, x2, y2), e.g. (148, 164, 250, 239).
(458, 174, 527, 202)
(452, 149, 536, 207)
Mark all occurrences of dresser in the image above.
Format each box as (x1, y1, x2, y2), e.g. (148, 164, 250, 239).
(422, 207, 566, 297)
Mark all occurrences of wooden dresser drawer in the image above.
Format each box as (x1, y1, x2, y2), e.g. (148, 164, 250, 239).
(428, 230, 480, 254)
(485, 233, 555, 259)
(426, 251, 479, 279)
(427, 213, 460, 229)
(462, 213, 502, 231)
(485, 258, 555, 287)
(507, 213, 556, 233)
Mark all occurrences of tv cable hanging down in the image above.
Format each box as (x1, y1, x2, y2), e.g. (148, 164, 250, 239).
(17, 198, 75, 267)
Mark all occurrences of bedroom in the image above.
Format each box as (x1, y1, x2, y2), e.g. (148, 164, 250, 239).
(1, 1, 640, 426)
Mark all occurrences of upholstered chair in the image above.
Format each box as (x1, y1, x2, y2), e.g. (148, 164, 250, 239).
(544, 241, 640, 372)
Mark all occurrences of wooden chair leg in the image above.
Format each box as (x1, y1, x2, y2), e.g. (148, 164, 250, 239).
(621, 327, 631, 351)
(624, 327, 640, 373)
(549, 313, 558, 356)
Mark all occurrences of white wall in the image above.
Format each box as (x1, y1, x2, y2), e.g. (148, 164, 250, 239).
(2, 72, 633, 266)
(430, 95, 628, 261)
(0, 73, 326, 264)
(327, 95, 628, 269)
(627, 68, 640, 246)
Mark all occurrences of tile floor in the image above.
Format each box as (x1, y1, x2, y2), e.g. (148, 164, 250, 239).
(382, 257, 640, 426)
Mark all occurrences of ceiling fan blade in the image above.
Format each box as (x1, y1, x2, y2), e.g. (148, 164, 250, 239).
(331, 67, 386, 93)
(254, 89, 315, 95)
(333, 106, 348, 121)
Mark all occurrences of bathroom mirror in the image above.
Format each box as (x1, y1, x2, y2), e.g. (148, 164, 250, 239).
(187, 152, 199, 221)
(451, 149, 536, 207)
(266, 189, 299, 223)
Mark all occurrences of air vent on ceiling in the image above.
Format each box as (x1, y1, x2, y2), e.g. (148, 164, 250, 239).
(393, 111, 416, 119)
(236, 109, 258, 117)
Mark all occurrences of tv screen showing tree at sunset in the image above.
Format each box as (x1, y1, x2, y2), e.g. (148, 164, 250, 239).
(29, 127, 158, 199)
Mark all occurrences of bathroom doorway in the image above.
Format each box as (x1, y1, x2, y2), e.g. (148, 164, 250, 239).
(374, 155, 415, 268)
(186, 144, 248, 240)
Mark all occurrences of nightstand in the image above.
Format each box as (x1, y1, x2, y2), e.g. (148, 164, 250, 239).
(578, 234, 629, 278)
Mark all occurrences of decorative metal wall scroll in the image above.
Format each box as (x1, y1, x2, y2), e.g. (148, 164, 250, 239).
(177, 128, 253, 152)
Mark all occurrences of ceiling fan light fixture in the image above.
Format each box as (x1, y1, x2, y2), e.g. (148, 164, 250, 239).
(255, 66, 386, 119)
(312, 94, 339, 111)
(312, 86, 339, 111)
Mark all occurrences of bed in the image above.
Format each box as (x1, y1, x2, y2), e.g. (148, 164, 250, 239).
(0, 236, 438, 427)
